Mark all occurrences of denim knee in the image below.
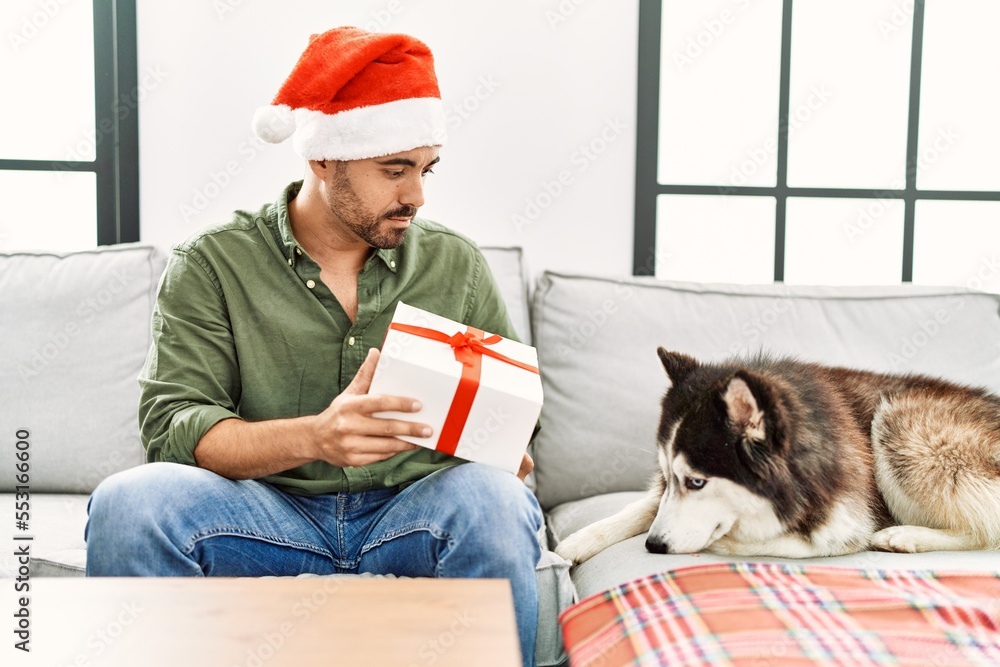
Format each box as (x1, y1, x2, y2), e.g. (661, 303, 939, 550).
(86, 463, 211, 551)
(86, 462, 226, 575)
(89, 462, 201, 524)
(437, 463, 543, 557)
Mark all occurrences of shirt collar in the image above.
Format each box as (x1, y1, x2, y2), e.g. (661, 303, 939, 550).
(272, 181, 400, 274)
(273, 181, 303, 265)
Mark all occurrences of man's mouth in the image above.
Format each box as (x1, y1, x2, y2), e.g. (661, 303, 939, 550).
(386, 206, 417, 218)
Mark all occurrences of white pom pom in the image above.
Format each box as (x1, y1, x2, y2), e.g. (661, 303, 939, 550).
(252, 105, 296, 143)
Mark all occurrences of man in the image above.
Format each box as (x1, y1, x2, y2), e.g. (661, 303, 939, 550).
(85, 27, 543, 666)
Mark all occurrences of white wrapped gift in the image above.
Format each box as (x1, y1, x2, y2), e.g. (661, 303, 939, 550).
(368, 302, 543, 474)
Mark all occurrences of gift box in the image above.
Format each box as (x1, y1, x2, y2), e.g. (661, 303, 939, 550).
(368, 302, 543, 474)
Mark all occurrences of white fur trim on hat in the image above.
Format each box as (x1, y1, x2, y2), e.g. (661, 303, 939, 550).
(253, 104, 296, 143)
(290, 97, 448, 161)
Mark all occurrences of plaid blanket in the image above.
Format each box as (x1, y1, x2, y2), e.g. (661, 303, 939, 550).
(559, 563, 1000, 666)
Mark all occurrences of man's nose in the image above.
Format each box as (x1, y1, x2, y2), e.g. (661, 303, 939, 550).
(400, 174, 425, 209)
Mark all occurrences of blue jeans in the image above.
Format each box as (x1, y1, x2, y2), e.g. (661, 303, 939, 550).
(85, 461, 542, 667)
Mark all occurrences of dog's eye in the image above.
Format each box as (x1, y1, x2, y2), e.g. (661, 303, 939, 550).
(684, 477, 707, 491)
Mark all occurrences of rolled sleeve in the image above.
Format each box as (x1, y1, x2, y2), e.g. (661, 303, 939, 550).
(161, 404, 240, 465)
(139, 248, 242, 465)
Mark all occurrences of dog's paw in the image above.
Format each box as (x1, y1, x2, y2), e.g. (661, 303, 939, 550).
(870, 526, 931, 553)
(554, 529, 604, 565)
(705, 535, 739, 556)
(871, 525, 979, 553)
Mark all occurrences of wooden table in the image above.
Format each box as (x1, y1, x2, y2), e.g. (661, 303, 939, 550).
(18, 577, 521, 666)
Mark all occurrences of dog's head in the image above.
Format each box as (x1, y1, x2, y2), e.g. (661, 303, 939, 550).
(646, 348, 793, 554)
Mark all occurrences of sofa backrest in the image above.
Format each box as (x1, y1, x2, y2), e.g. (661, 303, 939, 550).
(0, 243, 527, 494)
(529, 272, 1000, 511)
(479, 246, 531, 344)
(0, 244, 167, 493)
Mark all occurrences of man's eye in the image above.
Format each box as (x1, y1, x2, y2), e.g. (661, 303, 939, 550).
(684, 477, 707, 491)
(386, 170, 404, 178)
(421, 168, 435, 177)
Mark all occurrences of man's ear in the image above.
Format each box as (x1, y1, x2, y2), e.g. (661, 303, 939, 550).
(307, 159, 332, 180)
(657, 348, 699, 386)
(722, 373, 766, 442)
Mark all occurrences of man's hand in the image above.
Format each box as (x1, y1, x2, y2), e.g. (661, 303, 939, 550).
(309, 348, 429, 467)
(194, 348, 428, 479)
(517, 452, 534, 482)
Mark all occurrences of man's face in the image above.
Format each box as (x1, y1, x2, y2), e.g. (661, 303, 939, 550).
(323, 146, 440, 249)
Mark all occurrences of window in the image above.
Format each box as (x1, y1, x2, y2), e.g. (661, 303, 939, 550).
(634, 0, 1000, 292)
(0, 0, 139, 252)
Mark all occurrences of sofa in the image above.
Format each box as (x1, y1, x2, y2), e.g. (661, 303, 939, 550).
(3, 242, 1000, 666)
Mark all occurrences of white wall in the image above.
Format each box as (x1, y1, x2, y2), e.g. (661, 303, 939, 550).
(137, 0, 639, 280)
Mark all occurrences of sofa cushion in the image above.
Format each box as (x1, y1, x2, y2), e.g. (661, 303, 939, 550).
(561, 492, 1000, 602)
(479, 246, 531, 344)
(558, 493, 1000, 600)
(571, 531, 1000, 601)
(32, 550, 88, 577)
(545, 491, 646, 549)
(530, 273, 1000, 510)
(0, 244, 167, 493)
(0, 494, 88, 577)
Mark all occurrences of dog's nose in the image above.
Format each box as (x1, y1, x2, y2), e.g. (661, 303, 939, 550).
(645, 536, 668, 554)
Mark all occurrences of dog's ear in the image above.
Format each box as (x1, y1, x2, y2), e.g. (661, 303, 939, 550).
(657, 348, 699, 385)
(723, 371, 791, 478)
(722, 372, 767, 442)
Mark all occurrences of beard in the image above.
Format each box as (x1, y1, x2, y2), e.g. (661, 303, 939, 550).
(326, 166, 418, 249)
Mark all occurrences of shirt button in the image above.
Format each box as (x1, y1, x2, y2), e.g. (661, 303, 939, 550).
(389, 260, 396, 269)
(287, 258, 293, 266)
(306, 279, 316, 289)
(348, 336, 356, 346)
(296, 248, 302, 256)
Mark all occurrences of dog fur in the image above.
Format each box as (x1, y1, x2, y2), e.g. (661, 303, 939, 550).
(555, 348, 1000, 564)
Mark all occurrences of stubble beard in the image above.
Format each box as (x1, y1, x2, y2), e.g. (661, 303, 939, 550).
(328, 168, 417, 250)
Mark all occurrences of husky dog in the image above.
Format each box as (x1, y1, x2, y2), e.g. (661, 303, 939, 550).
(556, 348, 1000, 564)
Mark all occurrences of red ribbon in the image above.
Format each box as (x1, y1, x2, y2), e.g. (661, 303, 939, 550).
(388, 322, 539, 456)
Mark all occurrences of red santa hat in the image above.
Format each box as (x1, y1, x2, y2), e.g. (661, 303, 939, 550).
(252, 27, 447, 161)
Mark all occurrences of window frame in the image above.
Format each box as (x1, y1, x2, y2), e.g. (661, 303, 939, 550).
(633, 0, 1000, 280)
(0, 0, 139, 247)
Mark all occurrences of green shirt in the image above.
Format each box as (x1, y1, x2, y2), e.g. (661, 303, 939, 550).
(139, 181, 518, 496)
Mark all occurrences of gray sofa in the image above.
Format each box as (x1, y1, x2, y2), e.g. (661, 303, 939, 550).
(3, 243, 1000, 666)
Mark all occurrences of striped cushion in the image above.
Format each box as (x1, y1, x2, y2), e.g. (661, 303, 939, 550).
(559, 562, 1000, 666)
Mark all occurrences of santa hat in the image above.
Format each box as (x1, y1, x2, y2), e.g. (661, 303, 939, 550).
(252, 27, 447, 161)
